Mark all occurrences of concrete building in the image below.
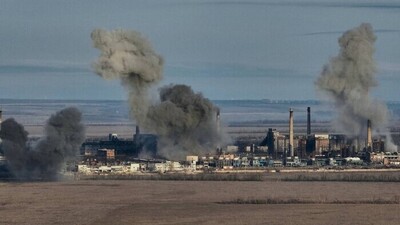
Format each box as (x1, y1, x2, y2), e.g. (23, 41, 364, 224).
(82, 128, 157, 158)
(130, 163, 140, 172)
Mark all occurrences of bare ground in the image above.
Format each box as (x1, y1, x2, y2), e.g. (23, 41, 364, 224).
(0, 180, 400, 225)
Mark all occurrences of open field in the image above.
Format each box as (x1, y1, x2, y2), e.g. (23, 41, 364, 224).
(1, 179, 400, 225)
(77, 170, 400, 182)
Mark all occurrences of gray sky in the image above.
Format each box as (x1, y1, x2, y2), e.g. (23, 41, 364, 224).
(0, 0, 399, 100)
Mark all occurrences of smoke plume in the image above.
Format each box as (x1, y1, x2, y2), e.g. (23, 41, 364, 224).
(0, 107, 85, 180)
(146, 84, 221, 159)
(315, 23, 389, 144)
(91, 29, 164, 124)
(92, 28, 225, 159)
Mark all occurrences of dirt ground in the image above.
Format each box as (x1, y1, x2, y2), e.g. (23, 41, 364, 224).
(0, 180, 399, 225)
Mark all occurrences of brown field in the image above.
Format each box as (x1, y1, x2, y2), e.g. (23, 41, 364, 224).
(1, 179, 400, 225)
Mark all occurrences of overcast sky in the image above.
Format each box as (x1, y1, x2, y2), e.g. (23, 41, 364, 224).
(0, 0, 399, 101)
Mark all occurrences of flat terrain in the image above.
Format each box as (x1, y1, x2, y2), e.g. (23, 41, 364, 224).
(1, 180, 400, 225)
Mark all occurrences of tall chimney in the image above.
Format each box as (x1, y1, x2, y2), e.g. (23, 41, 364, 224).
(289, 108, 294, 158)
(307, 107, 311, 136)
(216, 109, 220, 134)
(135, 125, 140, 136)
(0, 108, 2, 142)
(216, 109, 221, 154)
(367, 119, 372, 151)
(134, 125, 140, 142)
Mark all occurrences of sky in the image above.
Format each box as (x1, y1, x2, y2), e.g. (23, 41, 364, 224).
(0, 0, 399, 101)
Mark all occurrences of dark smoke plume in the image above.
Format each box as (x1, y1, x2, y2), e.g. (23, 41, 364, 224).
(91, 29, 225, 159)
(315, 23, 389, 144)
(0, 107, 85, 180)
(147, 84, 221, 160)
(91, 29, 164, 124)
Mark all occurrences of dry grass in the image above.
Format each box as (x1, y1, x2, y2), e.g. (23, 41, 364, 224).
(219, 196, 400, 204)
(1, 180, 400, 225)
(77, 171, 400, 183)
(79, 173, 263, 181)
(279, 171, 400, 182)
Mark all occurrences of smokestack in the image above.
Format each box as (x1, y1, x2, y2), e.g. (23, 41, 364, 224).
(367, 119, 372, 150)
(136, 125, 140, 136)
(216, 109, 220, 133)
(216, 109, 221, 154)
(0, 108, 2, 142)
(134, 125, 140, 142)
(307, 107, 311, 136)
(289, 108, 294, 158)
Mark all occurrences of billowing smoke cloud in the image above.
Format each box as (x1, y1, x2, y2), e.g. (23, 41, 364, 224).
(315, 23, 391, 148)
(0, 107, 85, 180)
(147, 84, 221, 159)
(91, 29, 164, 124)
(92, 28, 225, 159)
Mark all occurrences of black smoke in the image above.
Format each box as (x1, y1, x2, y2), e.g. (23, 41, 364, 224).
(146, 84, 221, 159)
(0, 107, 85, 180)
(91, 28, 225, 159)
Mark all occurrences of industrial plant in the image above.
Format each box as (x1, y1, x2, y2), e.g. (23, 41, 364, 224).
(71, 106, 400, 176)
(2, 102, 400, 179)
(1, 24, 399, 179)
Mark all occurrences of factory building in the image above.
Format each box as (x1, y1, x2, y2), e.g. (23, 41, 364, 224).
(306, 134, 329, 156)
(82, 126, 157, 159)
(372, 138, 385, 152)
(259, 128, 287, 159)
(258, 107, 396, 161)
